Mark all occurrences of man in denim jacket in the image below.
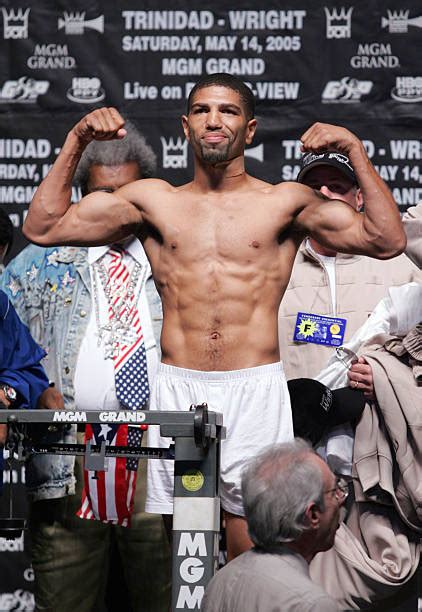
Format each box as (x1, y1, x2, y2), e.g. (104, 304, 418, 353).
(0, 126, 171, 612)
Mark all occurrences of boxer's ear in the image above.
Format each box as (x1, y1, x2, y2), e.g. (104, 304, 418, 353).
(181, 116, 190, 142)
(355, 188, 364, 212)
(245, 118, 257, 145)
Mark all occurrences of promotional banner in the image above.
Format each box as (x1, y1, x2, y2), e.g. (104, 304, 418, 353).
(0, 0, 421, 261)
(0, 1, 421, 608)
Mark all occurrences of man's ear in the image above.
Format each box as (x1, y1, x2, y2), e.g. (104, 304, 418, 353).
(355, 188, 364, 212)
(304, 502, 321, 531)
(181, 115, 190, 142)
(245, 118, 257, 145)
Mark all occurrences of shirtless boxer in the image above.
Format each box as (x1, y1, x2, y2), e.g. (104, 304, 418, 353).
(23, 73, 405, 560)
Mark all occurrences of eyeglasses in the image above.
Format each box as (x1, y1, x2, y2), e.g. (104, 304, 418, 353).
(335, 346, 358, 371)
(324, 477, 349, 502)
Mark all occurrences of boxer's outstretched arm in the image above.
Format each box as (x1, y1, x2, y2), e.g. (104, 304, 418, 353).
(294, 122, 406, 259)
(23, 107, 143, 246)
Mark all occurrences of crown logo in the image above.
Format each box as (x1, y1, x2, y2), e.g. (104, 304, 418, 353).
(387, 9, 410, 20)
(63, 11, 86, 20)
(1, 7, 30, 23)
(1, 7, 30, 39)
(161, 137, 188, 169)
(324, 7, 353, 38)
(325, 7, 353, 21)
(381, 9, 410, 33)
(161, 137, 187, 153)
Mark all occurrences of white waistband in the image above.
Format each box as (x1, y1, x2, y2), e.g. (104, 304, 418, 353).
(158, 361, 284, 381)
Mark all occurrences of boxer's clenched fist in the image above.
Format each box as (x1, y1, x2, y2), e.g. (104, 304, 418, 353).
(72, 107, 127, 145)
(300, 122, 362, 157)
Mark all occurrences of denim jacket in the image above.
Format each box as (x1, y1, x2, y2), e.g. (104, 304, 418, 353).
(0, 244, 163, 500)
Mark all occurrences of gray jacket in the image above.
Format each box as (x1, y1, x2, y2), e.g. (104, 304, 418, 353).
(202, 547, 338, 612)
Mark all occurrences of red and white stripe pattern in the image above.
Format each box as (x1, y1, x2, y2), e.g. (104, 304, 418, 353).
(106, 247, 149, 471)
(77, 423, 136, 526)
(77, 246, 149, 525)
(106, 245, 145, 377)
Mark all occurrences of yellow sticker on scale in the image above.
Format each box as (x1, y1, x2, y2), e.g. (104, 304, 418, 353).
(182, 469, 205, 492)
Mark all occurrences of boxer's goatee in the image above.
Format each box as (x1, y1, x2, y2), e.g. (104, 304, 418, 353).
(200, 144, 230, 164)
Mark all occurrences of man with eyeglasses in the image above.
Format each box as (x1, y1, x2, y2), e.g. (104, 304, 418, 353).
(202, 439, 345, 612)
(278, 149, 422, 395)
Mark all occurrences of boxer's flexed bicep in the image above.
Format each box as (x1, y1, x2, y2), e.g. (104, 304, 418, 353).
(291, 183, 367, 255)
(297, 121, 405, 258)
(61, 188, 144, 246)
(24, 179, 145, 247)
(24, 107, 140, 247)
(27, 176, 169, 247)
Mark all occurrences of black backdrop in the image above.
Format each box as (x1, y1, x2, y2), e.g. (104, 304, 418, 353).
(0, 1, 421, 609)
(1, 0, 422, 260)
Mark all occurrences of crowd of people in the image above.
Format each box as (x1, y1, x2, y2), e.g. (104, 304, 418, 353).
(0, 73, 421, 611)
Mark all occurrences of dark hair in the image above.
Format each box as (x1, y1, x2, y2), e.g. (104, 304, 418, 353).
(187, 73, 255, 119)
(74, 120, 157, 195)
(0, 208, 14, 254)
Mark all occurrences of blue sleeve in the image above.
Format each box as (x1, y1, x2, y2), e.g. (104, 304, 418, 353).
(0, 291, 49, 409)
(0, 251, 29, 325)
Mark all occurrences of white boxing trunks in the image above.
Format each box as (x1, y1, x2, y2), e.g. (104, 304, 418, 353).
(145, 361, 293, 516)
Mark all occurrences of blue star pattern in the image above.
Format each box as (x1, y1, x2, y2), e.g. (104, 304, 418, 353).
(115, 342, 149, 471)
(115, 343, 150, 409)
(126, 426, 143, 471)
